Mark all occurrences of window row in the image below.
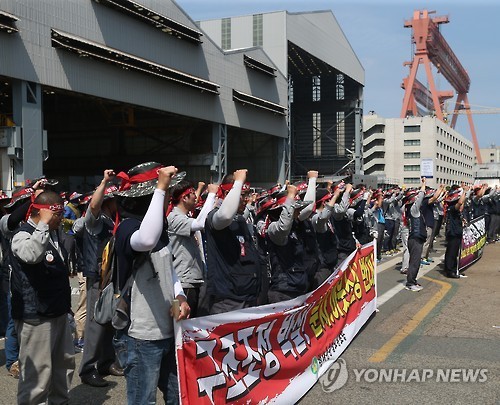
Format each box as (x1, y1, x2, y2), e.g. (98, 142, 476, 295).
(436, 153, 473, 170)
(311, 74, 345, 102)
(436, 126, 473, 153)
(311, 112, 345, 157)
(436, 140, 472, 161)
(435, 165, 472, 178)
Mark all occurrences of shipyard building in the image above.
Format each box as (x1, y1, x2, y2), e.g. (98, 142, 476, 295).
(363, 113, 475, 188)
(0, 1, 365, 193)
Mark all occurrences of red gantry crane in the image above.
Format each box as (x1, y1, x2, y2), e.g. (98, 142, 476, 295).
(400, 9, 483, 163)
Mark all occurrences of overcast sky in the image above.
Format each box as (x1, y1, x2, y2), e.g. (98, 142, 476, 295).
(175, 0, 499, 148)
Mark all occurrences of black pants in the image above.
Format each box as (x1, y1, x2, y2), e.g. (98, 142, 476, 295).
(79, 276, 116, 377)
(383, 219, 395, 251)
(434, 215, 444, 237)
(183, 287, 200, 318)
(376, 223, 385, 259)
(444, 236, 462, 276)
(487, 214, 500, 241)
(407, 237, 424, 286)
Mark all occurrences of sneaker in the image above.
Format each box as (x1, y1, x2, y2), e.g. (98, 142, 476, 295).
(405, 284, 423, 292)
(420, 259, 431, 265)
(8, 360, 20, 379)
(424, 257, 435, 263)
(400, 268, 408, 274)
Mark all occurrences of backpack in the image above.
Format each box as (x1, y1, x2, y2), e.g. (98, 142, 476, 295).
(93, 235, 120, 327)
(94, 234, 136, 330)
(94, 231, 151, 330)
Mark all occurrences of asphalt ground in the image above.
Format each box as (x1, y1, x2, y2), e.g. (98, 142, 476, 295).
(1, 237, 499, 404)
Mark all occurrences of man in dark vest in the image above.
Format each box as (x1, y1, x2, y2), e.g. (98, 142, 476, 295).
(444, 185, 469, 278)
(78, 169, 123, 387)
(261, 184, 319, 303)
(10, 190, 75, 404)
(405, 178, 427, 291)
(204, 169, 262, 314)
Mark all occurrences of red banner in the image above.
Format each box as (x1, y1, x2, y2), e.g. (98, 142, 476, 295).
(175, 242, 376, 404)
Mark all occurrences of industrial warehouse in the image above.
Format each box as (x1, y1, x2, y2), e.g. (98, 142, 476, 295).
(0, 0, 363, 193)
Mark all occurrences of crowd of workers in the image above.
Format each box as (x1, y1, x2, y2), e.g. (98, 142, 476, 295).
(0, 163, 498, 404)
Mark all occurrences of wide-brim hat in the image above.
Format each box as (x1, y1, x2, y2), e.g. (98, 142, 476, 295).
(255, 195, 275, 219)
(104, 183, 118, 200)
(4, 186, 34, 209)
(445, 189, 462, 203)
(269, 191, 312, 212)
(78, 192, 94, 206)
(293, 181, 308, 196)
(332, 180, 346, 193)
(372, 188, 383, 200)
(424, 187, 435, 199)
(315, 188, 331, 204)
(115, 162, 162, 198)
(350, 188, 365, 206)
(403, 190, 418, 205)
(69, 191, 83, 202)
(267, 184, 283, 198)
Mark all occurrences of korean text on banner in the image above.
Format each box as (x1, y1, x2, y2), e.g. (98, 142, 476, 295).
(175, 241, 377, 404)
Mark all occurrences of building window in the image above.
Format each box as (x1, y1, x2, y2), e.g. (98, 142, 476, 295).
(253, 14, 263, 47)
(404, 177, 420, 184)
(289, 76, 293, 104)
(404, 152, 421, 159)
(336, 74, 344, 100)
(337, 111, 345, 156)
(221, 18, 231, 50)
(312, 76, 321, 102)
(404, 165, 421, 171)
(404, 125, 420, 133)
(313, 112, 321, 157)
(404, 139, 421, 146)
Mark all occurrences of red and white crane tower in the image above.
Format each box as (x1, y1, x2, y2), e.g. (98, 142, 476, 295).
(400, 9, 482, 163)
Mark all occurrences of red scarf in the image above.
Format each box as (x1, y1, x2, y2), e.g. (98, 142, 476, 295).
(116, 166, 163, 191)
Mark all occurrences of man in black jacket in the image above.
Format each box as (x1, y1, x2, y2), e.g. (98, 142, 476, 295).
(10, 190, 75, 404)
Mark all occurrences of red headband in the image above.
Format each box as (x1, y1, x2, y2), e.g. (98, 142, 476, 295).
(116, 166, 163, 191)
(167, 187, 196, 216)
(26, 202, 64, 221)
(216, 182, 251, 199)
(217, 183, 234, 199)
(175, 187, 195, 203)
(31, 203, 64, 212)
(317, 193, 332, 205)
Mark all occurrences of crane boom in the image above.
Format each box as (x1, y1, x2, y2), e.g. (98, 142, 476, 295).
(401, 9, 482, 163)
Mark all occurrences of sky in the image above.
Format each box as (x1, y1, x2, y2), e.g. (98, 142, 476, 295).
(175, 0, 499, 148)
